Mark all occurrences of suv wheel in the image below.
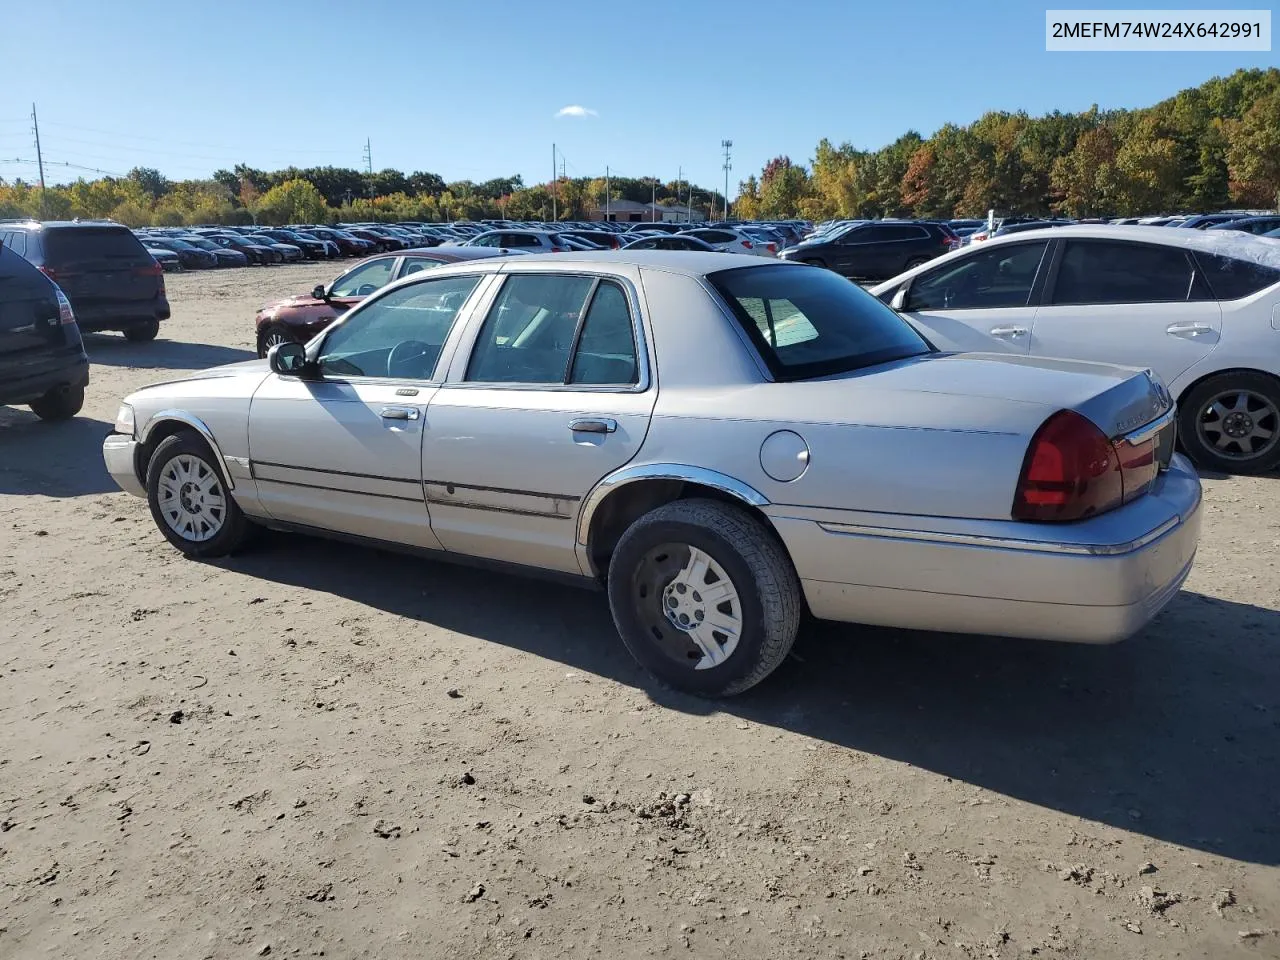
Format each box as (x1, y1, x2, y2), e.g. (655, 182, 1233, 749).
(607, 499, 802, 697)
(145, 432, 253, 557)
(124, 319, 160, 342)
(1179, 371, 1280, 474)
(29, 384, 85, 422)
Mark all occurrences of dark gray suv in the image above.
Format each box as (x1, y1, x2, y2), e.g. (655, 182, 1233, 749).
(0, 220, 170, 341)
(0, 242, 89, 420)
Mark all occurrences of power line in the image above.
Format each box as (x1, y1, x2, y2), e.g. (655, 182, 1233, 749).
(39, 118, 352, 155)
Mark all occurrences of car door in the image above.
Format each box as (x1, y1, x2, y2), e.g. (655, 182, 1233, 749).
(423, 268, 656, 575)
(896, 240, 1051, 354)
(326, 255, 400, 310)
(246, 273, 491, 549)
(1029, 239, 1222, 384)
(829, 224, 877, 276)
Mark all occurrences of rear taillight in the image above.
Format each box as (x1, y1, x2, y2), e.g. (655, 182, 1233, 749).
(741, 240, 753, 249)
(611, 239, 620, 248)
(54, 289, 76, 325)
(767, 242, 777, 253)
(551, 246, 565, 253)
(1012, 410, 1123, 522)
(38, 265, 57, 282)
(1114, 433, 1158, 504)
(134, 261, 163, 277)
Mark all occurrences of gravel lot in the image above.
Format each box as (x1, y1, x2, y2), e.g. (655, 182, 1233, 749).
(2, 263, 1278, 960)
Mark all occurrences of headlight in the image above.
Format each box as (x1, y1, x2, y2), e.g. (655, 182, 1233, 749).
(114, 403, 136, 437)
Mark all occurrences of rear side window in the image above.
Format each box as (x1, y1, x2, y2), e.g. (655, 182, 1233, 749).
(710, 263, 931, 381)
(1193, 251, 1280, 300)
(44, 227, 147, 263)
(1050, 241, 1204, 305)
(4, 231, 27, 257)
(875, 225, 929, 242)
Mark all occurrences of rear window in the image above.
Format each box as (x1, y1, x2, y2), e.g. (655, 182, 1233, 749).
(44, 226, 148, 262)
(1193, 251, 1280, 300)
(709, 263, 931, 381)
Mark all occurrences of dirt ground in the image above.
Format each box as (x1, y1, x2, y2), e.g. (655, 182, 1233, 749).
(1, 262, 1278, 960)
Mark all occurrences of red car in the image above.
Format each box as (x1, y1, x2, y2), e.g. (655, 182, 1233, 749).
(253, 247, 508, 356)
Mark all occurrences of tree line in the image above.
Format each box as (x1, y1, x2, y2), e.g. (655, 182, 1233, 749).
(0, 160, 725, 227)
(0, 68, 1275, 227)
(735, 68, 1280, 221)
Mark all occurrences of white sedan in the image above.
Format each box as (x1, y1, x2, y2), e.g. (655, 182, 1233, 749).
(872, 225, 1280, 474)
(103, 253, 1199, 697)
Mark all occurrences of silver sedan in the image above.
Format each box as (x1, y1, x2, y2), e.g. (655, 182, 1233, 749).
(103, 253, 1201, 697)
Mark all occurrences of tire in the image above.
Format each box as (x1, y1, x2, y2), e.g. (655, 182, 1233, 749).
(1178, 371, 1280, 475)
(29, 384, 84, 422)
(124, 319, 160, 342)
(145, 432, 253, 558)
(607, 498, 802, 697)
(904, 257, 929, 269)
(257, 322, 293, 358)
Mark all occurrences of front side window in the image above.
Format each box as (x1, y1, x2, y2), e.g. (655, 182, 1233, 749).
(317, 275, 481, 380)
(906, 241, 1049, 311)
(710, 263, 931, 381)
(1051, 241, 1202, 305)
(466, 275, 638, 386)
(331, 258, 396, 297)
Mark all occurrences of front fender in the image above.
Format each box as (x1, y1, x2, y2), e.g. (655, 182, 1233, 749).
(138, 410, 237, 490)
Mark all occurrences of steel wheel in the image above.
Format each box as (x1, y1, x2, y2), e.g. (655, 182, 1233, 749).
(1196, 388, 1279, 462)
(631, 543, 743, 670)
(156, 453, 227, 543)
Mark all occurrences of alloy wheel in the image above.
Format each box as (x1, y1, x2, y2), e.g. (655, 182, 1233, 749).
(1197, 389, 1279, 462)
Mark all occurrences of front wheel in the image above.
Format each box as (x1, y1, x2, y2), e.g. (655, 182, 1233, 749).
(904, 257, 929, 270)
(607, 499, 802, 697)
(257, 322, 293, 358)
(1178, 372, 1280, 474)
(145, 432, 253, 557)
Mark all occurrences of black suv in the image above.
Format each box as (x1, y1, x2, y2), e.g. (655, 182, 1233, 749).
(0, 220, 170, 341)
(779, 220, 956, 280)
(0, 241, 90, 420)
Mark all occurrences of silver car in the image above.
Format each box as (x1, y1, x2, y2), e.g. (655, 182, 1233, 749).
(103, 253, 1202, 697)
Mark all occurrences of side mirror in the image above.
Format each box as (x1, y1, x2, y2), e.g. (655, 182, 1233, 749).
(890, 285, 909, 311)
(269, 341, 312, 377)
(311, 284, 329, 301)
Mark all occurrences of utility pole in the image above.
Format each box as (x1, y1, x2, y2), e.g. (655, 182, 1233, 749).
(362, 138, 372, 175)
(551, 143, 557, 221)
(721, 139, 733, 222)
(677, 166, 682, 222)
(652, 178, 656, 221)
(31, 103, 46, 218)
(605, 166, 610, 222)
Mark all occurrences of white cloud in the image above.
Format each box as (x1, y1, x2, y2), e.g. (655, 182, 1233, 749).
(555, 105, 598, 119)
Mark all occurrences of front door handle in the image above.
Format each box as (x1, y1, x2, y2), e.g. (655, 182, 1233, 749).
(569, 417, 617, 434)
(380, 406, 420, 421)
(989, 325, 1028, 339)
(1166, 321, 1214, 338)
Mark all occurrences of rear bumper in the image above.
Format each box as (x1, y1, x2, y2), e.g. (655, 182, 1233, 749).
(769, 455, 1202, 644)
(102, 433, 146, 498)
(0, 351, 89, 405)
(74, 298, 170, 330)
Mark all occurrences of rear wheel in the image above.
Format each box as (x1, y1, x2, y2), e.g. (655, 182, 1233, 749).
(1179, 371, 1280, 474)
(29, 384, 84, 421)
(257, 322, 293, 358)
(123, 319, 160, 342)
(904, 256, 929, 269)
(145, 432, 252, 557)
(607, 499, 801, 697)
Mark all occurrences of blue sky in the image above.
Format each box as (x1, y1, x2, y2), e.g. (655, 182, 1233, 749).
(0, 1, 1273, 194)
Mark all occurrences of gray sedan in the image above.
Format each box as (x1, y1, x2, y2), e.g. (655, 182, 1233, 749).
(102, 253, 1201, 697)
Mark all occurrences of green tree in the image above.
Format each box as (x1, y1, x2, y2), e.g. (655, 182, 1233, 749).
(1226, 89, 1280, 208)
(127, 167, 170, 201)
(256, 178, 331, 225)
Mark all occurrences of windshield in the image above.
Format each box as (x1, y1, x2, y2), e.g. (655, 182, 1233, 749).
(708, 263, 932, 381)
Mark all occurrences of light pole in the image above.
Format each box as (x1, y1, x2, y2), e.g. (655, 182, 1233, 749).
(721, 139, 733, 222)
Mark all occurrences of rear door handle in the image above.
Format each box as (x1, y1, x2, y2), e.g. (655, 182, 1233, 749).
(1166, 321, 1214, 338)
(989, 325, 1028, 338)
(569, 418, 617, 434)
(380, 406, 420, 421)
